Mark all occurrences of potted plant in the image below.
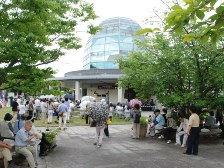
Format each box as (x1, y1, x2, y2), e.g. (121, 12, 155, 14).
(139, 117, 148, 138)
(45, 129, 60, 152)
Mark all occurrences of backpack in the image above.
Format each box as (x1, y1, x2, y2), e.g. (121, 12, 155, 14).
(134, 112, 141, 123)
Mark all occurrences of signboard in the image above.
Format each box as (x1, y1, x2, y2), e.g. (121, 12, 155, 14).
(98, 85, 116, 89)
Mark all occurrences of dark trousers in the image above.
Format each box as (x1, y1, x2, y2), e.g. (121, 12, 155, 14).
(39, 133, 52, 154)
(104, 124, 109, 137)
(85, 114, 90, 124)
(162, 127, 176, 140)
(186, 127, 200, 154)
(216, 118, 223, 125)
(28, 110, 33, 117)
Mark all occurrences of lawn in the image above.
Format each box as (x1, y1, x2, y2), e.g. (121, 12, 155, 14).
(0, 107, 132, 127)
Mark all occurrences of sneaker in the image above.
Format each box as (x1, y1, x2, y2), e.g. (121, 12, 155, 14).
(174, 143, 180, 146)
(93, 142, 97, 145)
(167, 140, 171, 144)
(97, 144, 102, 148)
(181, 144, 185, 148)
(158, 135, 164, 139)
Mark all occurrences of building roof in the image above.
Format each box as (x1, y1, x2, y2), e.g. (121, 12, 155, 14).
(49, 69, 124, 81)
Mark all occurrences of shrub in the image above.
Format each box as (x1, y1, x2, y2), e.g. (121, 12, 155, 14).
(140, 117, 148, 127)
(45, 129, 60, 152)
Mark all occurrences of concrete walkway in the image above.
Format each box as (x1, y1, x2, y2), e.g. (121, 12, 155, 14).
(45, 125, 224, 168)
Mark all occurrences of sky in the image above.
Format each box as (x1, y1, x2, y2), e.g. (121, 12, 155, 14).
(49, 0, 167, 77)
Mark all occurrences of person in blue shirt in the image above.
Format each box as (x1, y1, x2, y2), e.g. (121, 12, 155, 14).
(57, 99, 68, 130)
(149, 109, 165, 137)
(14, 114, 26, 135)
(14, 120, 39, 168)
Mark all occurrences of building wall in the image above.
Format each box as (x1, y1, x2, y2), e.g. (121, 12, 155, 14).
(86, 87, 127, 104)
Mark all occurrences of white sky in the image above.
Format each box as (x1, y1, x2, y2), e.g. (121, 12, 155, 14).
(49, 0, 167, 77)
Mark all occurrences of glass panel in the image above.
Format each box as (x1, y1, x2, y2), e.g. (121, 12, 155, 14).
(105, 43, 119, 51)
(92, 37, 105, 45)
(119, 35, 133, 43)
(90, 62, 119, 69)
(91, 44, 105, 52)
(119, 43, 134, 51)
(104, 50, 119, 56)
(91, 56, 105, 62)
(120, 50, 129, 55)
(105, 50, 120, 61)
(106, 35, 119, 43)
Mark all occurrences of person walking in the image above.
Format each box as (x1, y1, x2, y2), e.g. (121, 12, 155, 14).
(41, 99, 48, 124)
(34, 98, 42, 120)
(27, 100, 34, 117)
(47, 99, 54, 124)
(90, 99, 108, 148)
(184, 105, 200, 155)
(18, 100, 26, 120)
(64, 98, 70, 123)
(57, 99, 68, 130)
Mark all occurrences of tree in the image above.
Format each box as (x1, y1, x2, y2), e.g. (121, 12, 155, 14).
(0, 0, 98, 94)
(165, 0, 224, 43)
(118, 33, 224, 109)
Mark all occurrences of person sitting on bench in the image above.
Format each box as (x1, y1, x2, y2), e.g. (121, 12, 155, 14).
(158, 112, 177, 144)
(204, 111, 219, 129)
(0, 140, 12, 168)
(149, 109, 165, 137)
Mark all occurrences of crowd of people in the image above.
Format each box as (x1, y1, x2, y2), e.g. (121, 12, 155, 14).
(0, 112, 57, 168)
(1, 96, 224, 167)
(10, 97, 77, 129)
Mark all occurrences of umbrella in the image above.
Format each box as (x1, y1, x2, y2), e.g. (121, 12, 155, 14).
(79, 100, 91, 110)
(64, 94, 74, 100)
(130, 99, 142, 108)
(81, 96, 95, 102)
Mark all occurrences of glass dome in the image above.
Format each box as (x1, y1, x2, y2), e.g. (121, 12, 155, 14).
(83, 17, 143, 69)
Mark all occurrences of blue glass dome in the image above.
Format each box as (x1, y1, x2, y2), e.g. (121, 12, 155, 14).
(83, 17, 143, 69)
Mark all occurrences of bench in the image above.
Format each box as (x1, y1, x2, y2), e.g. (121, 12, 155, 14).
(198, 128, 222, 144)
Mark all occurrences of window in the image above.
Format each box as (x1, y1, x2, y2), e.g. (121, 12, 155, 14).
(92, 37, 105, 45)
(91, 56, 105, 62)
(105, 43, 119, 51)
(106, 35, 119, 43)
(119, 35, 133, 43)
(91, 44, 104, 52)
(119, 43, 134, 51)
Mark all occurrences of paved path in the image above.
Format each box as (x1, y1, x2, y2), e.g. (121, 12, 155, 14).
(45, 125, 224, 168)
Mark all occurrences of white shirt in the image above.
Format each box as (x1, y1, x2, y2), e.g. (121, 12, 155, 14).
(35, 99, 41, 107)
(177, 119, 189, 132)
(19, 104, 26, 115)
(41, 102, 48, 113)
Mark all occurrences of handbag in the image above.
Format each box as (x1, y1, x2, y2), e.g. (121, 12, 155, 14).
(90, 120, 96, 127)
(58, 112, 64, 117)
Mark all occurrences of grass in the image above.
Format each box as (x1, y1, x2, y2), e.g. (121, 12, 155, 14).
(0, 107, 132, 127)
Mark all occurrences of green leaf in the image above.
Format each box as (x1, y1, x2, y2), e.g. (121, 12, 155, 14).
(171, 5, 182, 11)
(216, 5, 224, 14)
(153, 28, 160, 32)
(196, 10, 205, 20)
(183, 0, 193, 4)
(183, 34, 193, 43)
(135, 28, 153, 35)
